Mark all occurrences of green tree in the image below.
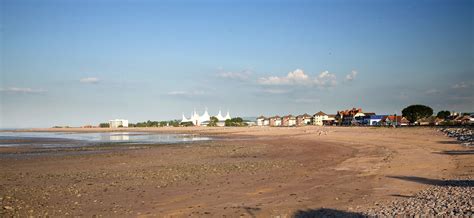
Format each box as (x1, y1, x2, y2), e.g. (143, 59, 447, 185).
(402, 105, 433, 124)
(181, 121, 194, 127)
(436, 110, 451, 119)
(208, 116, 219, 127)
(224, 117, 247, 127)
(99, 123, 110, 128)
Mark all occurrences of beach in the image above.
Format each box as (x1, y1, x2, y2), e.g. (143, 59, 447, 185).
(0, 126, 472, 216)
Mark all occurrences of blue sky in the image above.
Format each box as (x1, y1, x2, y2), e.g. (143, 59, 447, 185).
(1, 0, 473, 128)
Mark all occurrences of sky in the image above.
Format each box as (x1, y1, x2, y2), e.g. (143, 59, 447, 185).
(1, 0, 473, 128)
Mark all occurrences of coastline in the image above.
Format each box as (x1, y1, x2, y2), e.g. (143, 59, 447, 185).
(1, 126, 472, 216)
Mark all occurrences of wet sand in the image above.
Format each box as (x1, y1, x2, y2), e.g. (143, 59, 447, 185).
(0, 126, 472, 216)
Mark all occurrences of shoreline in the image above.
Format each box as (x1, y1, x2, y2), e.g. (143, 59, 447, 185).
(1, 127, 472, 216)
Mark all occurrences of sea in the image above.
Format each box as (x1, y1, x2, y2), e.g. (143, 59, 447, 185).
(0, 131, 211, 148)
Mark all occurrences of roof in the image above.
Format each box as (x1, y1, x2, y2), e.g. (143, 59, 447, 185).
(283, 114, 295, 119)
(337, 108, 363, 116)
(369, 115, 385, 119)
(257, 116, 266, 119)
(382, 115, 408, 123)
(314, 111, 327, 116)
(297, 113, 312, 118)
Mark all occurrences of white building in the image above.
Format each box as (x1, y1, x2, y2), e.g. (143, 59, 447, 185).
(109, 119, 128, 128)
(181, 109, 231, 126)
(313, 111, 328, 126)
(257, 116, 267, 126)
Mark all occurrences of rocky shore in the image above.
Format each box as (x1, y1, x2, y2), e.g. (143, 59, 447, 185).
(365, 178, 473, 216)
(439, 127, 473, 146)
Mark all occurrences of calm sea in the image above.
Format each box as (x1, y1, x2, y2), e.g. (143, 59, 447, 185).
(0, 132, 211, 148)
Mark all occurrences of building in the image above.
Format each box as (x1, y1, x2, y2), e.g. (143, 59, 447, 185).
(109, 119, 128, 128)
(282, 115, 296, 127)
(381, 115, 409, 126)
(313, 111, 328, 126)
(296, 113, 312, 126)
(363, 115, 385, 126)
(269, 116, 282, 126)
(181, 109, 231, 126)
(323, 115, 336, 125)
(336, 108, 363, 125)
(256, 116, 267, 126)
(354, 112, 375, 125)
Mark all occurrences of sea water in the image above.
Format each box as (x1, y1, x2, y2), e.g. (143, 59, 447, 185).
(0, 131, 211, 148)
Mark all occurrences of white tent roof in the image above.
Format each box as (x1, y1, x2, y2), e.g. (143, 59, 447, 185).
(216, 110, 226, 121)
(225, 111, 231, 120)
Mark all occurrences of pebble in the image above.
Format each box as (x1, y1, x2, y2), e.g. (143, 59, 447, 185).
(439, 127, 473, 146)
(365, 177, 473, 216)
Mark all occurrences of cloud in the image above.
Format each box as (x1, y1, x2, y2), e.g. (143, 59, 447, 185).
(260, 88, 289, 94)
(258, 69, 337, 87)
(217, 70, 252, 80)
(167, 90, 206, 97)
(79, 77, 100, 84)
(315, 70, 338, 86)
(0, 87, 45, 94)
(452, 81, 473, 89)
(345, 70, 358, 81)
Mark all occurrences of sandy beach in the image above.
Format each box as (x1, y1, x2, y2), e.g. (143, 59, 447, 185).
(0, 126, 472, 216)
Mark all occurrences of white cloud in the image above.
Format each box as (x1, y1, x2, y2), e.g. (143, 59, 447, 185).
(452, 81, 473, 89)
(167, 90, 206, 97)
(260, 88, 289, 94)
(345, 70, 358, 81)
(217, 70, 252, 80)
(315, 70, 338, 86)
(79, 77, 100, 84)
(0, 87, 45, 94)
(258, 69, 337, 87)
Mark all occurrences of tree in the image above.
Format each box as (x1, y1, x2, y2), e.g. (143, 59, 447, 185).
(436, 110, 451, 120)
(180, 121, 194, 127)
(224, 117, 247, 127)
(208, 116, 219, 127)
(402, 105, 433, 124)
(99, 123, 110, 128)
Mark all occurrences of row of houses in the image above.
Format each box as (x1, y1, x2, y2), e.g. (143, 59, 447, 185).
(256, 108, 410, 127)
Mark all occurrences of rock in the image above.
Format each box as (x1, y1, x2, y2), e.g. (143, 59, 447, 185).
(3, 206, 14, 210)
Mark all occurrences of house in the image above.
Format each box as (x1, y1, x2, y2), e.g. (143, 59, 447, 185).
(296, 113, 313, 126)
(256, 116, 267, 126)
(269, 116, 282, 126)
(313, 111, 328, 126)
(381, 115, 409, 126)
(363, 115, 385, 126)
(434, 117, 445, 125)
(323, 115, 336, 125)
(109, 119, 129, 128)
(455, 115, 474, 125)
(356, 112, 375, 125)
(336, 108, 363, 125)
(282, 115, 297, 127)
(263, 118, 270, 126)
(416, 116, 436, 126)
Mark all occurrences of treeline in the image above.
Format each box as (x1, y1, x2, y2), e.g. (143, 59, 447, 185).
(401, 104, 473, 126)
(129, 120, 181, 127)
